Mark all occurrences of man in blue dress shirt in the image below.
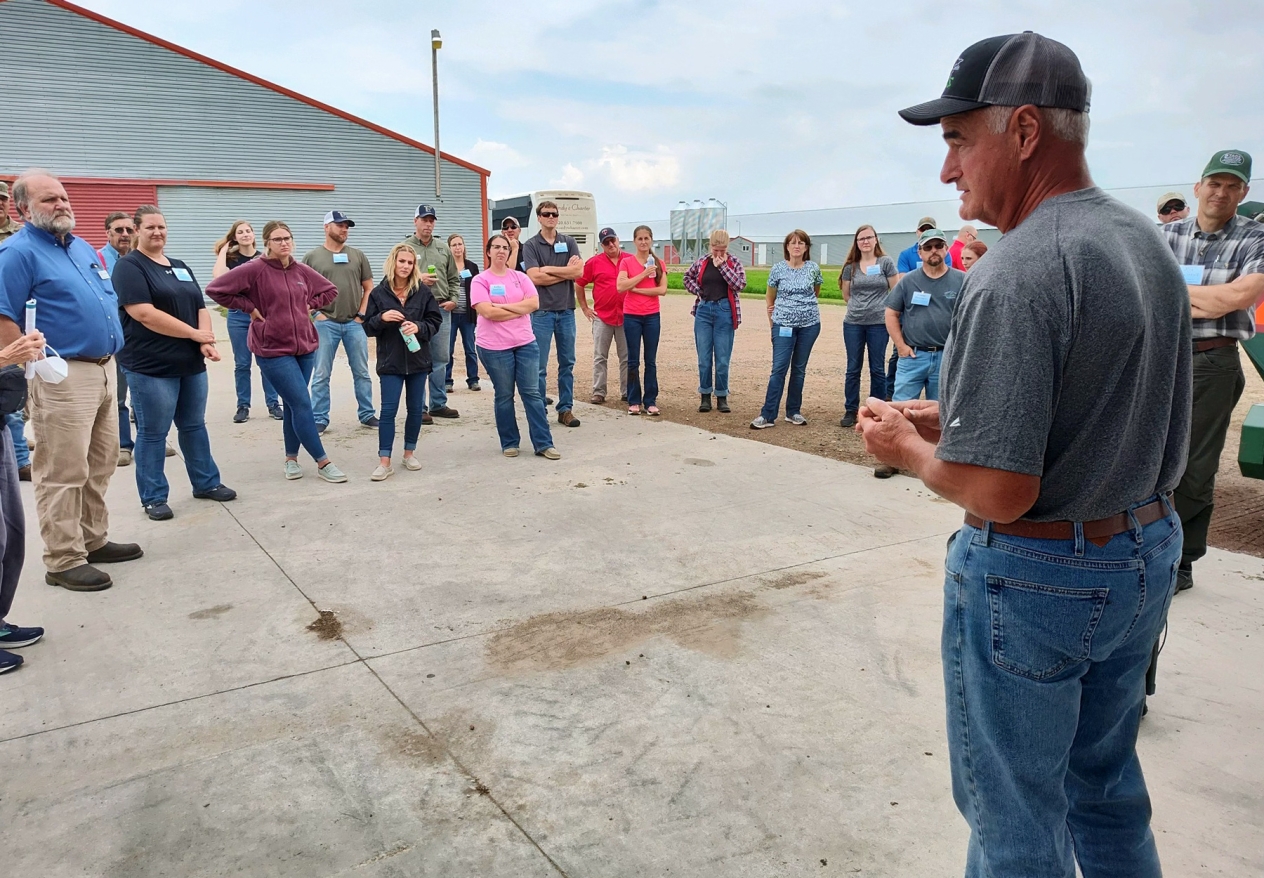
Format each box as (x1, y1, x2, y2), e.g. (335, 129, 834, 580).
(0, 172, 142, 592)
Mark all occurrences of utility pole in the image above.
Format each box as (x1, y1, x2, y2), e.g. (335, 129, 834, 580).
(431, 29, 442, 200)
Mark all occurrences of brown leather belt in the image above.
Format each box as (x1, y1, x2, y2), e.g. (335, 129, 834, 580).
(964, 495, 1171, 547)
(1194, 337, 1237, 353)
(70, 355, 112, 366)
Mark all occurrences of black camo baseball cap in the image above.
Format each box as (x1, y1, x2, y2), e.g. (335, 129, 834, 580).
(899, 32, 1091, 126)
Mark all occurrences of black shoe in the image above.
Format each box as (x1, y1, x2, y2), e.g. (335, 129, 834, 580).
(430, 406, 460, 419)
(874, 465, 898, 479)
(0, 649, 22, 673)
(144, 503, 174, 521)
(699, 393, 712, 413)
(445, 382, 455, 392)
(18, 465, 30, 481)
(85, 541, 144, 564)
(1175, 566, 1193, 593)
(840, 411, 857, 429)
(233, 405, 249, 423)
(46, 564, 113, 591)
(193, 484, 237, 502)
(362, 416, 380, 428)
(268, 404, 284, 421)
(316, 423, 328, 434)
(716, 396, 730, 413)
(545, 396, 555, 406)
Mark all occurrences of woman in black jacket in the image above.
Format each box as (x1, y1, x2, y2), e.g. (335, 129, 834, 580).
(363, 243, 443, 481)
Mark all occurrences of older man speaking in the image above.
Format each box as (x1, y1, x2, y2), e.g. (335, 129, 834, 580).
(859, 34, 1190, 877)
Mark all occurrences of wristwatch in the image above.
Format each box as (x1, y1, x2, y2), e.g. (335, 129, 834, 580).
(355, 312, 366, 320)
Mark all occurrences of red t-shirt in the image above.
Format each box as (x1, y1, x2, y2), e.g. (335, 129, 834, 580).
(578, 252, 626, 325)
(622, 254, 661, 316)
(949, 239, 966, 271)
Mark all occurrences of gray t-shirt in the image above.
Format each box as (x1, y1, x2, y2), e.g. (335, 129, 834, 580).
(842, 256, 897, 325)
(302, 246, 373, 321)
(522, 232, 580, 311)
(884, 267, 964, 348)
(937, 188, 1192, 522)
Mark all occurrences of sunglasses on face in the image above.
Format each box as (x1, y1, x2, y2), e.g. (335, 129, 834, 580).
(537, 211, 559, 219)
(111, 226, 134, 234)
(921, 241, 946, 251)
(1160, 203, 1185, 215)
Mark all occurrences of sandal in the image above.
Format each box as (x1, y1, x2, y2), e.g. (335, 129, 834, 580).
(628, 406, 641, 415)
(646, 406, 660, 416)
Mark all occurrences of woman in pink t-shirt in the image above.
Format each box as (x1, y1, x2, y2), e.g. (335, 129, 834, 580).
(468, 234, 559, 460)
(616, 225, 668, 415)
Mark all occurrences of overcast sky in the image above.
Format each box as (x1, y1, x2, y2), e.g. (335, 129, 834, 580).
(80, 0, 1263, 222)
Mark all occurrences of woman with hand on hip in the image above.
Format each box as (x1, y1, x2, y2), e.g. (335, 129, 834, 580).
(363, 244, 443, 481)
(212, 220, 281, 423)
(206, 220, 347, 483)
(616, 225, 667, 415)
(112, 206, 236, 520)
(469, 234, 559, 460)
(751, 229, 824, 429)
(683, 229, 746, 413)
(838, 224, 897, 428)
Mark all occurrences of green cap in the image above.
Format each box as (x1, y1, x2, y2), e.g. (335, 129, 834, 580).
(919, 228, 949, 247)
(1202, 149, 1252, 184)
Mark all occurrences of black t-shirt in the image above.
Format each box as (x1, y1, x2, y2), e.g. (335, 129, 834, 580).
(457, 258, 480, 313)
(226, 250, 258, 270)
(700, 260, 729, 302)
(113, 251, 207, 376)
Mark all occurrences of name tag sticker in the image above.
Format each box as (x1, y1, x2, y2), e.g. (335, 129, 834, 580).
(778, 325, 793, 337)
(554, 242, 568, 253)
(1180, 264, 1204, 285)
(332, 253, 350, 264)
(97, 269, 110, 280)
(865, 265, 881, 276)
(916, 261, 924, 269)
(460, 269, 472, 279)
(172, 267, 193, 282)
(490, 284, 506, 297)
(911, 291, 932, 306)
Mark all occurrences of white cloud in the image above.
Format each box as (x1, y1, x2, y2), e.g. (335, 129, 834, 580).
(553, 163, 585, 188)
(597, 146, 681, 193)
(467, 139, 530, 172)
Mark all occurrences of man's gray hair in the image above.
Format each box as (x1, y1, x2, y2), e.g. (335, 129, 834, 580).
(11, 168, 58, 210)
(983, 105, 1090, 147)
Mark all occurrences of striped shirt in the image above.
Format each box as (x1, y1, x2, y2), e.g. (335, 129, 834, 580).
(1161, 214, 1264, 340)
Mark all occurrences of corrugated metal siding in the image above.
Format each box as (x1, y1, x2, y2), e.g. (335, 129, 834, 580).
(64, 181, 158, 250)
(0, 0, 486, 273)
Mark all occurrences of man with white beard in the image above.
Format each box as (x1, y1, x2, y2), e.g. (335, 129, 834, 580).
(0, 171, 142, 592)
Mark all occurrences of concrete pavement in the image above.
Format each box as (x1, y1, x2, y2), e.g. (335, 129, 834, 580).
(2, 324, 1261, 876)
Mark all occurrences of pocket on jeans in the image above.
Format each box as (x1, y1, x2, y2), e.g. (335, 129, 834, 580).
(986, 576, 1108, 680)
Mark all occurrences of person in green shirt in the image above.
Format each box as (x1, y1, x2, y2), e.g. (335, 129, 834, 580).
(402, 204, 462, 421)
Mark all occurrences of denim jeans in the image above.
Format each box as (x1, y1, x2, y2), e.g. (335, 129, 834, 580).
(892, 349, 943, 402)
(886, 347, 899, 401)
(5, 412, 29, 468)
(311, 318, 374, 425)
(124, 369, 222, 506)
(843, 322, 888, 413)
(0, 427, 24, 623)
(943, 497, 1180, 877)
(694, 299, 735, 396)
(531, 309, 577, 412)
(378, 372, 427, 458)
(760, 321, 820, 421)
(257, 352, 327, 462)
(422, 310, 452, 411)
(477, 342, 554, 453)
(116, 361, 133, 450)
(226, 310, 279, 410)
(623, 312, 661, 407)
(446, 311, 480, 387)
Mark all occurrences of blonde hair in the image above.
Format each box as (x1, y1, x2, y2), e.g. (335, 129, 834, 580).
(709, 229, 730, 248)
(384, 243, 424, 294)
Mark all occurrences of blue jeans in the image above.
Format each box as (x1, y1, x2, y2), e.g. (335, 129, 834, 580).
(531, 309, 577, 412)
(423, 310, 452, 411)
(760, 321, 820, 421)
(257, 352, 327, 462)
(5, 412, 29, 468)
(378, 372, 427, 458)
(446, 311, 480, 387)
(311, 318, 374, 425)
(124, 369, 221, 506)
(227, 310, 279, 410)
(694, 299, 735, 396)
(886, 347, 899, 401)
(478, 342, 554, 453)
(943, 498, 1180, 877)
(893, 349, 943, 402)
(116, 361, 133, 450)
(843, 322, 888, 413)
(623, 312, 660, 407)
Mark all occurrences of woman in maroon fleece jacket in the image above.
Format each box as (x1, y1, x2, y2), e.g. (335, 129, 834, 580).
(206, 220, 348, 483)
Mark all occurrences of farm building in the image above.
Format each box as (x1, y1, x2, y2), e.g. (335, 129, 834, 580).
(0, 0, 489, 280)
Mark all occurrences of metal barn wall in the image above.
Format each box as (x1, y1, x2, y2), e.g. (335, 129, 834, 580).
(0, 0, 486, 282)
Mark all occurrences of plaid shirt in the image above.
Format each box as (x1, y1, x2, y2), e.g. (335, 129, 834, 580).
(683, 254, 745, 327)
(1161, 214, 1264, 340)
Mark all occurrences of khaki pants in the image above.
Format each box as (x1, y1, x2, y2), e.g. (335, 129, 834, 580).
(591, 317, 628, 399)
(29, 360, 118, 572)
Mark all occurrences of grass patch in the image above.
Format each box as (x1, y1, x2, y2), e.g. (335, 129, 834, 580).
(666, 265, 846, 301)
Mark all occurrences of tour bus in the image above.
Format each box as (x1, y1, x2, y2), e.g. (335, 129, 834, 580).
(487, 190, 599, 259)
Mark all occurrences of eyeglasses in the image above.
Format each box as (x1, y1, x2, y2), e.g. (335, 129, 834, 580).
(489, 244, 510, 251)
(268, 235, 293, 244)
(111, 226, 135, 234)
(538, 211, 559, 219)
(920, 241, 946, 251)
(856, 235, 876, 243)
(1159, 203, 1186, 215)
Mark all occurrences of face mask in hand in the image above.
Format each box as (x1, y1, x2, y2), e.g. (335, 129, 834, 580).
(31, 346, 68, 384)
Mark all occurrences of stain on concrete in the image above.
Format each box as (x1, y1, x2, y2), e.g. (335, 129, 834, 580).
(384, 729, 445, 765)
(351, 843, 414, 869)
(306, 610, 343, 640)
(187, 603, 233, 620)
(683, 458, 715, 467)
(486, 590, 765, 672)
(764, 570, 827, 590)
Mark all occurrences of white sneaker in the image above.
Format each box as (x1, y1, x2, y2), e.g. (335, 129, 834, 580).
(284, 460, 303, 480)
(402, 456, 422, 471)
(750, 417, 775, 429)
(317, 462, 348, 483)
(785, 414, 808, 426)
(370, 464, 394, 481)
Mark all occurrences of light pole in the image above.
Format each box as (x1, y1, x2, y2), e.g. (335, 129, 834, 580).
(431, 28, 442, 200)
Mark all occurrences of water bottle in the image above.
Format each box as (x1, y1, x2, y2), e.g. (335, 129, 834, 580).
(645, 256, 655, 270)
(427, 264, 437, 276)
(401, 327, 421, 352)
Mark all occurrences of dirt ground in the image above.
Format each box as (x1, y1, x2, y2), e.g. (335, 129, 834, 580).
(558, 293, 1264, 557)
